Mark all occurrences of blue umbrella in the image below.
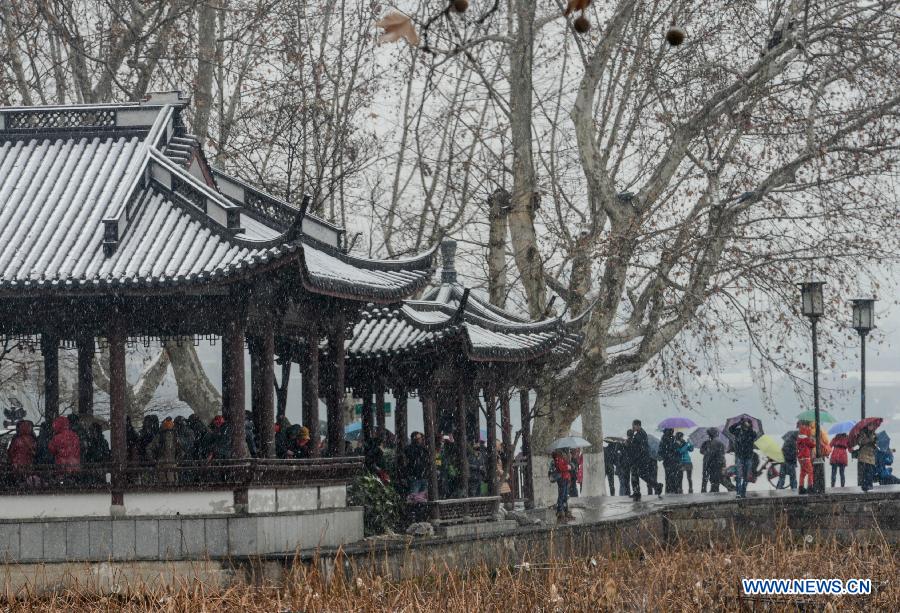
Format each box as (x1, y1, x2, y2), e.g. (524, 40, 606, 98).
(345, 421, 362, 441)
(829, 420, 856, 436)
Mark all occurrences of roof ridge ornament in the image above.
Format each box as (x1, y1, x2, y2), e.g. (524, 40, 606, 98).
(440, 238, 457, 283)
(452, 288, 470, 324)
(285, 194, 311, 242)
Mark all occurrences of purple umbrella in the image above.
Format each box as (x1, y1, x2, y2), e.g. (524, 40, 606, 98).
(723, 413, 764, 441)
(657, 417, 698, 431)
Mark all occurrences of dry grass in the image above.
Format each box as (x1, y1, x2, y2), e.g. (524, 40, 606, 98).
(4, 529, 897, 612)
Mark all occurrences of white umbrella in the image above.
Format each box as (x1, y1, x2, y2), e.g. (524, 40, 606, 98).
(547, 436, 592, 452)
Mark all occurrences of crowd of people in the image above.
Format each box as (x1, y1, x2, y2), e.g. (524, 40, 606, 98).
(360, 431, 520, 504)
(0, 410, 340, 485)
(602, 417, 896, 502)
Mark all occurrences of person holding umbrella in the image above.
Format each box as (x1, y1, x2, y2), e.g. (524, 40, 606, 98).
(728, 417, 759, 499)
(852, 419, 880, 492)
(830, 433, 850, 488)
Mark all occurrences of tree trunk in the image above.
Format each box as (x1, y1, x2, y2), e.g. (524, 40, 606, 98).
(487, 188, 510, 308)
(507, 0, 546, 320)
(193, 0, 218, 143)
(166, 342, 221, 423)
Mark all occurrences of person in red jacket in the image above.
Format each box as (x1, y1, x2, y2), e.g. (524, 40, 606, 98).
(796, 424, 816, 494)
(830, 433, 850, 488)
(47, 415, 81, 474)
(551, 449, 573, 523)
(8, 420, 37, 472)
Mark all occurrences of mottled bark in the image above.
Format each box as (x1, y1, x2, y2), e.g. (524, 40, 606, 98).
(487, 188, 510, 308)
(193, 0, 217, 143)
(507, 0, 546, 320)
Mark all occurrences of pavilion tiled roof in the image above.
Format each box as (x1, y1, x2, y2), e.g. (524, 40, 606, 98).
(346, 241, 584, 363)
(0, 94, 434, 300)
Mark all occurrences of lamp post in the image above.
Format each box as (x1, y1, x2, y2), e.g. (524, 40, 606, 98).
(851, 299, 875, 420)
(799, 281, 826, 494)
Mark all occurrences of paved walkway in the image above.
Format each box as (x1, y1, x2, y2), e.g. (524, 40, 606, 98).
(564, 484, 900, 523)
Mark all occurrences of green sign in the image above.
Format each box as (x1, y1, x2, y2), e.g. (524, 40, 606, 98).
(354, 402, 392, 416)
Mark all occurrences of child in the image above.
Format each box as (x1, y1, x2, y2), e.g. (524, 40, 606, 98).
(797, 424, 816, 494)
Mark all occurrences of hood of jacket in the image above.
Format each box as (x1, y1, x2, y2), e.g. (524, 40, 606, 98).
(52, 415, 70, 434)
(16, 420, 34, 436)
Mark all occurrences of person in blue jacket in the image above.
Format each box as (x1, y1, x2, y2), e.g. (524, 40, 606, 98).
(675, 431, 695, 493)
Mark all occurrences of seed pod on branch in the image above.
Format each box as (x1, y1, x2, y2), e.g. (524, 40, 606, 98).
(451, 0, 469, 13)
(666, 27, 686, 46)
(574, 15, 591, 34)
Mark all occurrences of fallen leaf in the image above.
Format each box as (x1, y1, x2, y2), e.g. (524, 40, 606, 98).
(375, 12, 419, 47)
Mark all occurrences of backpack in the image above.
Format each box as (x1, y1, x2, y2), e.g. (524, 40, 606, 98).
(548, 459, 561, 483)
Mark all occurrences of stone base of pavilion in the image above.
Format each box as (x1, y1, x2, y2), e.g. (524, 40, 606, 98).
(0, 459, 364, 566)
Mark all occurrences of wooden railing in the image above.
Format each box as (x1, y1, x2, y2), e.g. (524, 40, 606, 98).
(0, 457, 363, 495)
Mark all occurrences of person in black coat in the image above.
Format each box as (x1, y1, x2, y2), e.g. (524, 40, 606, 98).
(603, 442, 617, 496)
(613, 440, 631, 497)
(404, 431, 429, 498)
(627, 420, 662, 501)
(729, 418, 758, 499)
(700, 428, 726, 493)
(659, 428, 682, 494)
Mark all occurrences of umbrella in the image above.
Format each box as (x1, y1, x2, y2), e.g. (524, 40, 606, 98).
(754, 434, 785, 463)
(657, 417, 698, 431)
(847, 417, 883, 447)
(547, 436, 592, 452)
(603, 436, 626, 444)
(688, 427, 730, 450)
(344, 421, 362, 441)
(829, 420, 856, 436)
(723, 414, 764, 439)
(646, 434, 661, 461)
(797, 409, 836, 424)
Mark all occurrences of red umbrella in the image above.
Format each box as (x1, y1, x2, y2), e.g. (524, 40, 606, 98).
(847, 417, 882, 447)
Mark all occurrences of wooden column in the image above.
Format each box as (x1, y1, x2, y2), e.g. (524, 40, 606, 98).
(40, 333, 59, 422)
(223, 317, 248, 459)
(108, 323, 127, 508)
(361, 388, 374, 445)
(303, 327, 320, 457)
(455, 382, 470, 497)
(248, 336, 264, 454)
(395, 388, 408, 475)
(484, 385, 498, 496)
(251, 327, 276, 458)
(326, 314, 346, 456)
(500, 389, 512, 490)
(520, 388, 534, 509)
(76, 334, 94, 416)
(375, 383, 386, 439)
(422, 388, 440, 513)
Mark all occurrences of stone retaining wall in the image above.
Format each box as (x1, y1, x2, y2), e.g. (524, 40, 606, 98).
(0, 507, 363, 564)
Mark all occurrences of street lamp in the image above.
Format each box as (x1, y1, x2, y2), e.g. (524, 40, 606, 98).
(851, 299, 875, 420)
(799, 281, 826, 494)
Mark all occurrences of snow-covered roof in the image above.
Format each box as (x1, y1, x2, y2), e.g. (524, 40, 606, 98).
(0, 95, 434, 300)
(345, 240, 584, 363)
